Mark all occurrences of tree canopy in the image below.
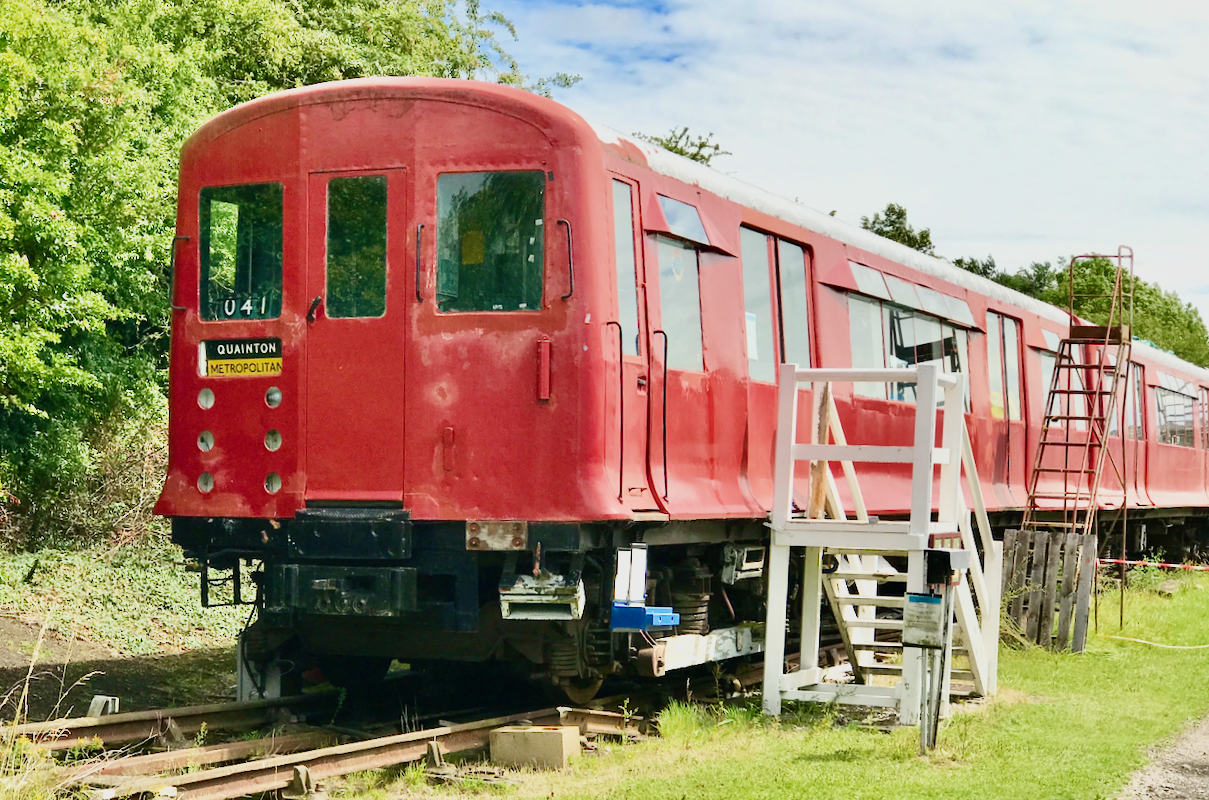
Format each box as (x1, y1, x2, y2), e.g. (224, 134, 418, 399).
(0, 0, 564, 544)
(860, 203, 935, 255)
(634, 127, 730, 165)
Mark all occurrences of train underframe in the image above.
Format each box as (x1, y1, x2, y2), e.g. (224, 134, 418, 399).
(172, 506, 1209, 700)
(172, 511, 776, 700)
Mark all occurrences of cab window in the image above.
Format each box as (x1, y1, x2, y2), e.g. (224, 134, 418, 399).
(436, 171, 545, 312)
(200, 183, 283, 320)
(326, 176, 387, 318)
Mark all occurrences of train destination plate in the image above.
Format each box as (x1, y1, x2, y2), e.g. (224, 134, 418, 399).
(200, 337, 283, 377)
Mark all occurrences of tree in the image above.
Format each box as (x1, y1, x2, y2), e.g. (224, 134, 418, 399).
(634, 127, 730, 165)
(0, 0, 555, 544)
(860, 203, 935, 255)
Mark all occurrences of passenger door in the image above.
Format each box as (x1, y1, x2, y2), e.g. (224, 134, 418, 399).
(304, 170, 408, 502)
(609, 178, 660, 511)
(403, 166, 565, 520)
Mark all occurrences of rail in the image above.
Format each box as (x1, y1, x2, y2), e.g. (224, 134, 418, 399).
(11, 693, 336, 751)
(66, 707, 636, 800)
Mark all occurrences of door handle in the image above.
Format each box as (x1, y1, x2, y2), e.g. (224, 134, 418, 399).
(652, 329, 669, 502)
(606, 321, 623, 502)
(307, 295, 322, 323)
(558, 219, 574, 301)
(415, 223, 424, 302)
(169, 235, 190, 312)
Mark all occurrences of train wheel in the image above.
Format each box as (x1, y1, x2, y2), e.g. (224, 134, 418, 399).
(560, 676, 604, 705)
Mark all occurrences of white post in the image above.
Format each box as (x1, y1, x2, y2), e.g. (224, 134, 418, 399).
(909, 365, 939, 537)
(762, 540, 790, 716)
(799, 546, 823, 681)
(764, 363, 801, 716)
(771, 363, 800, 530)
(900, 548, 925, 725)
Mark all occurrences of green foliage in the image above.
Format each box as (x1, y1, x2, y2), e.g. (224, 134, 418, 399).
(634, 127, 730, 165)
(0, 0, 556, 546)
(860, 203, 935, 255)
(0, 533, 250, 654)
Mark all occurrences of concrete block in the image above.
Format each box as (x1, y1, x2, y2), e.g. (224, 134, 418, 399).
(489, 725, 580, 770)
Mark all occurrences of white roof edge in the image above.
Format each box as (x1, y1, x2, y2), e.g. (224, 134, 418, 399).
(589, 122, 1209, 385)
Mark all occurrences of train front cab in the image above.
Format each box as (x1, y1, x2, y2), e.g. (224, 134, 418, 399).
(156, 80, 645, 687)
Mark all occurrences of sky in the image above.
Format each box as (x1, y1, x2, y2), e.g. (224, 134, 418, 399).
(486, 0, 1209, 319)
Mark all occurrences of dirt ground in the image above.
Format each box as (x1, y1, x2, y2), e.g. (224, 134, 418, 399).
(0, 614, 235, 722)
(1118, 715, 1209, 799)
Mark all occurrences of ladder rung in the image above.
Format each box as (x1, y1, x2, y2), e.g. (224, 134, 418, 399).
(837, 596, 906, 608)
(861, 665, 904, 675)
(849, 642, 903, 651)
(843, 619, 904, 630)
(830, 571, 907, 583)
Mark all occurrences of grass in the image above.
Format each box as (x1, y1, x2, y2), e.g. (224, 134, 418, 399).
(492, 570, 1209, 800)
(0, 533, 249, 655)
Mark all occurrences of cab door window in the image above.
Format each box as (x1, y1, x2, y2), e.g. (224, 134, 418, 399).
(612, 180, 641, 356)
(326, 176, 387, 318)
(199, 182, 283, 320)
(436, 171, 545, 312)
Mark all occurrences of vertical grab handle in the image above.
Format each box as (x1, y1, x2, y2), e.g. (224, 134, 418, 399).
(169, 235, 190, 312)
(558, 219, 574, 301)
(652, 329, 669, 502)
(415, 223, 425, 302)
(605, 321, 624, 502)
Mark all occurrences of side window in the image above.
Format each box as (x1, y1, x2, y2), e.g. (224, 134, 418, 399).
(740, 228, 776, 382)
(200, 182, 283, 320)
(1037, 348, 1083, 429)
(849, 295, 886, 399)
(885, 305, 917, 401)
(1154, 388, 1194, 447)
(776, 240, 811, 370)
(1003, 316, 1022, 421)
(326, 176, 387, 318)
(1201, 387, 1209, 449)
(612, 180, 641, 356)
(1129, 363, 1144, 440)
(656, 236, 703, 371)
(436, 171, 544, 312)
(986, 313, 1004, 418)
(986, 311, 1022, 421)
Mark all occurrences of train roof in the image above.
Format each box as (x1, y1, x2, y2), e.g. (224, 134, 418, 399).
(181, 77, 1208, 384)
(587, 121, 1209, 385)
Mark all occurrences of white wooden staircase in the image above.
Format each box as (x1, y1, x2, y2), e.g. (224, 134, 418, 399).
(762, 364, 1001, 725)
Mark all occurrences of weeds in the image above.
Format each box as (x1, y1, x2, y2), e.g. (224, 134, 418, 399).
(0, 534, 247, 655)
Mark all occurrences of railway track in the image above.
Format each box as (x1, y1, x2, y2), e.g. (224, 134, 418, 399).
(62, 706, 641, 800)
(10, 693, 339, 751)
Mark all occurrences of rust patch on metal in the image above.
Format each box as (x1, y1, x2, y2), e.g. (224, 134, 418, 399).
(466, 521, 528, 550)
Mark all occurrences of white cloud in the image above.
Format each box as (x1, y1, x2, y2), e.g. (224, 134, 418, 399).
(489, 0, 1209, 318)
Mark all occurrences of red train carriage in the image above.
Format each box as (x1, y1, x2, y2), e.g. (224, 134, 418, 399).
(156, 78, 1209, 697)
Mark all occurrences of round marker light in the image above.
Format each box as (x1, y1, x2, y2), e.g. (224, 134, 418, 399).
(198, 388, 215, 410)
(265, 430, 282, 452)
(265, 473, 282, 494)
(198, 431, 214, 452)
(265, 387, 282, 408)
(197, 472, 214, 493)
